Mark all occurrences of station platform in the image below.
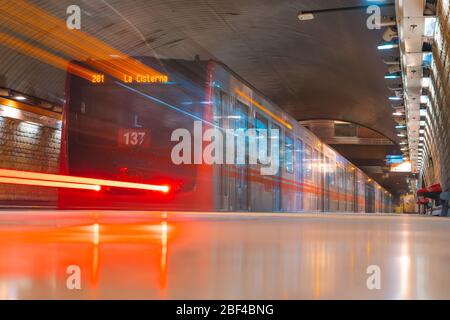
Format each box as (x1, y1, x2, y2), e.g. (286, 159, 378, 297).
(0, 210, 449, 299)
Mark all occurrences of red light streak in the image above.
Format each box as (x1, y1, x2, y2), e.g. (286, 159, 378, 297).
(0, 169, 170, 193)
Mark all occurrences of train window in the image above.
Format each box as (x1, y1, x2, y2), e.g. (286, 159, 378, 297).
(303, 145, 312, 182)
(324, 156, 330, 185)
(271, 123, 281, 176)
(285, 134, 294, 173)
(255, 113, 268, 130)
(328, 159, 335, 188)
(218, 91, 228, 198)
(234, 101, 248, 130)
(346, 168, 352, 191)
(296, 139, 303, 179)
(312, 149, 319, 179)
(337, 166, 343, 190)
(255, 113, 269, 164)
(296, 139, 304, 210)
(213, 89, 223, 126)
(232, 101, 249, 165)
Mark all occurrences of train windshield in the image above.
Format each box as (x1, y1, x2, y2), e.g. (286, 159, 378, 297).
(65, 59, 208, 189)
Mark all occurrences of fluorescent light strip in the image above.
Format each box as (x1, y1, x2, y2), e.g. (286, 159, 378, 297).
(385, 74, 400, 79)
(378, 44, 399, 50)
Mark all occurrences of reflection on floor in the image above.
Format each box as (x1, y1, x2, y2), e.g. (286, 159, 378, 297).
(0, 210, 449, 299)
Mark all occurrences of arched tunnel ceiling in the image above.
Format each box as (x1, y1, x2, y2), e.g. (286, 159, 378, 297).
(0, 0, 398, 142)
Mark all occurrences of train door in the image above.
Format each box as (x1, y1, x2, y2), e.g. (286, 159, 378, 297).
(313, 149, 320, 211)
(284, 134, 295, 211)
(347, 168, 354, 212)
(272, 123, 282, 211)
(323, 156, 330, 212)
(213, 89, 227, 210)
(255, 113, 271, 211)
(337, 166, 344, 212)
(317, 151, 323, 212)
(370, 185, 375, 213)
(320, 153, 325, 212)
(303, 145, 312, 211)
(335, 163, 341, 211)
(215, 91, 231, 210)
(365, 183, 369, 213)
(296, 139, 303, 211)
(353, 171, 358, 212)
(329, 161, 337, 211)
(343, 168, 347, 211)
(234, 101, 249, 211)
(365, 182, 374, 213)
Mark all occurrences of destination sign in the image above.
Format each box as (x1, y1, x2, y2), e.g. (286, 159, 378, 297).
(90, 73, 169, 84)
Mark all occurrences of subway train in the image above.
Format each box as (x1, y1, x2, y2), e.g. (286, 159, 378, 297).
(58, 57, 393, 212)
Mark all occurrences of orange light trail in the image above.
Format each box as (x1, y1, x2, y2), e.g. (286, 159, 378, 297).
(234, 89, 293, 130)
(0, 0, 167, 81)
(0, 169, 170, 193)
(0, 176, 101, 191)
(0, 32, 95, 81)
(0, 96, 62, 120)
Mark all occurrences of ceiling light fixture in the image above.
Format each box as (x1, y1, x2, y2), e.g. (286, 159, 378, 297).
(298, 12, 314, 21)
(378, 43, 399, 50)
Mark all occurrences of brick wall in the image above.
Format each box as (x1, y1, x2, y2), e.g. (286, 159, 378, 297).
(0, 116, 61, 202)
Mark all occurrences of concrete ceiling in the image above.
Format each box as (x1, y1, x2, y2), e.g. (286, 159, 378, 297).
(0, 0, 400, 141)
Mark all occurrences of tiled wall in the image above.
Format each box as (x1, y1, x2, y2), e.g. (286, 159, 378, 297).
(0, 116, 60, 202)
(421, 0, 450, 192)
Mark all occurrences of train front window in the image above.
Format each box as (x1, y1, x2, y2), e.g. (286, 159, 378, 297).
(64, 61, 207, 186)
(76, 77, 202, 150)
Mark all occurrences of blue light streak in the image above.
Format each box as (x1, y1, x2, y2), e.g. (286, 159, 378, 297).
(115, 81, 222, 130)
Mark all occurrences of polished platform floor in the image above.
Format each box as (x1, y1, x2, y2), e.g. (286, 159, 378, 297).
(0, 210, 449, 299)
